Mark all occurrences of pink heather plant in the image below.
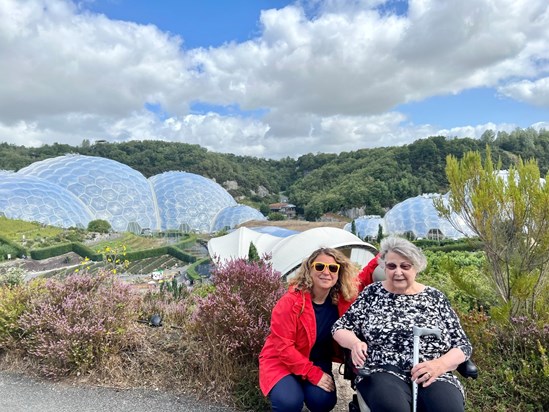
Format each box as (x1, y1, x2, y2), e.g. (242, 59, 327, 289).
(191, 257, 285, 360)
(18, 271, 140, 378)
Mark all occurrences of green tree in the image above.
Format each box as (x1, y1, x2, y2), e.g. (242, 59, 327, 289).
(87, 219, 112, 234)
(268, 212, 286, 221)
(259, 203, 271, 216)
(248, 242, 260, 262)
(376, 224, 383, 244)
(435, 148, 549, 321)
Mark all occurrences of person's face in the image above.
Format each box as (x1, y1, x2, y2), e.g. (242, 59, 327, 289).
(383, 251, 417, 293)
(310, 253, 339, 292)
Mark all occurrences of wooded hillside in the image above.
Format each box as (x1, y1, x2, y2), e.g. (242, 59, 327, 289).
(1, 127, 547, 220)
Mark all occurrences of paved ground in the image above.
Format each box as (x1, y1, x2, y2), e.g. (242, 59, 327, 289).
(0, 371, 239, 412)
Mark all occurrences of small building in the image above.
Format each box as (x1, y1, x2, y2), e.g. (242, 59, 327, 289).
(269, 202, 296, 218)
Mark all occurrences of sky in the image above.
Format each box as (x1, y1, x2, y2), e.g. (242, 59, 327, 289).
(1, 0, 548, 159)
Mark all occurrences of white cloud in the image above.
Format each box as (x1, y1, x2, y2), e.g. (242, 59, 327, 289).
(0, 0, 548, 159)
(498, 77, 549, 107)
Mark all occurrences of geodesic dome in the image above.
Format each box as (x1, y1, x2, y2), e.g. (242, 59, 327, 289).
(150, 171, 237, 232)
(17, 154, 158, 232)
(211, 204, 266, 232)
(0, 174, 92, 228)
(344, 215, 384, 240)
(383, 193, 473, 240)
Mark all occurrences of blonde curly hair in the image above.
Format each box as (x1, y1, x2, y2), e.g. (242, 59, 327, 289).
(289, 247, 358, 304)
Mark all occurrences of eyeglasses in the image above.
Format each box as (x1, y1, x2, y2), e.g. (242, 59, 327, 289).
(385, 262, 413, 270)
(312, 262, 340, 273)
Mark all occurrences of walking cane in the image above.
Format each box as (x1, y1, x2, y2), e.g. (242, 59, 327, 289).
(412, 326, 441, 412)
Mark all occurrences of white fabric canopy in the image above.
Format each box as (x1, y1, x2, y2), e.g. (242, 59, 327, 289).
(207, 226, 378, 278)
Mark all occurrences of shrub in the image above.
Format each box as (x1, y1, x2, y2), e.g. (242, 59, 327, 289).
(0, 266, 25, 288)
(192, 257, 284, 359)
(87, 219, 111, 233)
(461, 309, 549, 411)
(0, 244, 19, 261)
(190, 257, 285, 408)
(18, 271, 140, 378)
(0, 280, 45, 349)
(138, 279, 191, 327)
(268, 212, 286, 221)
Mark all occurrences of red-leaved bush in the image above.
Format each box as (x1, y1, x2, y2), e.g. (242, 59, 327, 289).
(191, 257, 285, 360)
(18, 271, 139, 378)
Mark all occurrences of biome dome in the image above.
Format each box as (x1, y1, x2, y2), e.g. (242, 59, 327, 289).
(343, 215, 384, 240)
(381, 193, 473, 240)
(18, 154, 158, 232)
(149, 171, 238, 233)
(4, 155, 264, 233)
(211, 204, 267, 232)
(0, 174, 93, 228)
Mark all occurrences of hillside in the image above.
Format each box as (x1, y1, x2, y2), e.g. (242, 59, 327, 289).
(2, 128, 549, 220)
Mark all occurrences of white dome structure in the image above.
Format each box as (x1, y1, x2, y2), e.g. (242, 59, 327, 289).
(18, 154, 158, 232)
(0, 174, 93, 228)
(211, 204, 266, 232)
(383, 193, 473, 240)
(2, 155, 263, 233)
(149, 171, 237, 233)
(343, 215, 384, 241)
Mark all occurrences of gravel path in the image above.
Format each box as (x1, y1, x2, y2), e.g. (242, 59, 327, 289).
(0, 371, 239, 412)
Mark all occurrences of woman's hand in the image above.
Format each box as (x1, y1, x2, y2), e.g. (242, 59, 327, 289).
(411, 358, 444, 387)
(350, 340, 368, 368)
(412, 348, 467, 387)
(316, 372, 335, 392)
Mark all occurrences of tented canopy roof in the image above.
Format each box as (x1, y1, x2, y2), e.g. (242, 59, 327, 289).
(208, 226, 378, 279)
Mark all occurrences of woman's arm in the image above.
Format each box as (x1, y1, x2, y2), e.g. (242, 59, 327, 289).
(413, 289, 472, 387)
(268, 295, 324, 384)
(333, 329, 368, 367)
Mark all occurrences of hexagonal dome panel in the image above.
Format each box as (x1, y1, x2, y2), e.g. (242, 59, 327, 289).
(344, 215, 384, 240)
(150, 171, 237, 232)
(211, 204, 266, 232)
(383, 193, 473, 240)
(0, 174, 93, 228)
(18, 154, 158, 232)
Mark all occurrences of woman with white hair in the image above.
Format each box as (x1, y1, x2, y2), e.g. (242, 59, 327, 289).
(332, 236, 472, 412)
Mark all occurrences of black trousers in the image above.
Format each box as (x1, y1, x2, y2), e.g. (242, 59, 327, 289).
(356, 371, 464, 412)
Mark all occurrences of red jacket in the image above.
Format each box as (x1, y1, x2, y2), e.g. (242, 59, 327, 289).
(259, 289, 323, 396)
(258, 287, 364, 396)
(338, 254, 379, 314)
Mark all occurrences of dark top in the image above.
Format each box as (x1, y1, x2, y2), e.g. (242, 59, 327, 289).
(310, 299, 339, 363)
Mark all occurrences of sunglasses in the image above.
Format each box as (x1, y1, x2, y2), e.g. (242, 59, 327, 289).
(385, 262, 413, 270)
(312, 262, 340, 273)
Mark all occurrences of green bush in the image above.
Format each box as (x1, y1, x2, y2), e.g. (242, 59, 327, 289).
(0, 279, 44, 349)
(267, 212, 286, 221)
(0, 234, 27, 258)
(30, 243, 73, 260)
(461, 309, 549, 411)
(71, 242, 102, 261)
(87, 219, 111, 233)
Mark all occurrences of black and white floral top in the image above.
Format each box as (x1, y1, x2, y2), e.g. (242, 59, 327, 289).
(332, 282, 472, 396)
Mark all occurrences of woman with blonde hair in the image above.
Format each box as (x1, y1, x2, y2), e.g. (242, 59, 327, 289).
(259, 247, 359, 412)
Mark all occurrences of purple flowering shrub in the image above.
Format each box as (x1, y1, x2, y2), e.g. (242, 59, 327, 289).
(461, 308, 549, 410)
(18, 271, 140, 378)
(0, 280, 45, 349)
(191, 257, 285, 360)
(140, 286, 191, 327)
(187, 257, 284, 410)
